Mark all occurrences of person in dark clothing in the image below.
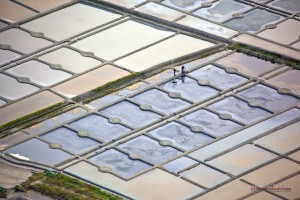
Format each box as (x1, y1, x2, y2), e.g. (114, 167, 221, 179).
(172, 68, 177, 83)
(181, 66, 186, 83)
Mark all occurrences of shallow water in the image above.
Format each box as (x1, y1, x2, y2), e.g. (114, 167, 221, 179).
(0, 0, 35, 23)
(268, 70, 300, 95)
(41, 127, 99, 155)
(225, 9, 284, 33)
(242, 158, 300, 186)
(181, 164, 230, 188)
(216, 52, 276, 76)
(26, 107, 87, 134)
(0, 73, 39, 100)
(0, 49, 21, 65)
(189, 64, 247, 89)
(119, 135, 181, 164)
(136, 3, 185, 21)
(115, 34, 214, 71)
(0, 28, 52, 53)
(100, 101, 161, 128)
(5, 138, 72, 165)
(0, 99, 5, 106)
(52, 65, 130, 98)
(208, 96, 271, 124)
(89, 149, 151, 179)
(69, 114, 131, 142)
(194, 0, 251, 22)
(237, 84, 299, 112)
(17, 0, 72, 12)
(258, 19, 300, 45)
(177, 15, 238, 38)
(254, 121, 300, 154)
(180, 109, 243, 137)
(189, 108, 300, 161)
(149, 122, 213, 150)
(22, 4, 121, 41)
(6, 60, 72, 86)
(39, 47, 101, 73)
(162, 0, 212, 11)
(269, 0, 300, 14)
(207, 144, 276, 175)
(131, 89, 190, 115)
(160, 77, 219, 103)
(163, 157, 198, 173)
(72, 20, 174, 61)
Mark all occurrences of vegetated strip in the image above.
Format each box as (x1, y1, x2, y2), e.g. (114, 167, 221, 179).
(15, 171, 120, 200)
(228, 42, 300, 69)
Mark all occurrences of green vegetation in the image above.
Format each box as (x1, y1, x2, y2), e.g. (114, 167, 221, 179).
(0, 186, 7, 198)
(73, 72, 145, 104)
(0, 102, 67, 135)
(229, 42, 300, 69)
(16, 171, 120, 200)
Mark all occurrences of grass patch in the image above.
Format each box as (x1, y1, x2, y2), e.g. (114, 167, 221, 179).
(0, 102, 67, 134)
(73, 72, 145, 104)
(17, 171, 120, 200)
(0, 186, 7, 198)
(228, 42, 300, 68)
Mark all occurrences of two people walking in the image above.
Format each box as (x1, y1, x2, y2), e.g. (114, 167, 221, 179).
(172, 66, 186, 83)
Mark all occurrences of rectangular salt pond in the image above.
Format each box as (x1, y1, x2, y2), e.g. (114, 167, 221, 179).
(89, 149, 151, 179)
(72, 20, 174, 61)
(100, 0, 145, 8)
(100, 101, 161, 128)
(41, 127, 99, 155)
(271, 174, 300, 200)
(267, 70, 300, 95)
(189, 108, 300, 161)
(180, 109, 243, 137)
(65, 162, 202, 200)
(254, 121, 300, 154)
(0, 0, 35, 23)
(0, 131, 28, 150)
(258, 19, 300, 45)
(0, 49, 21, 65)
(163, 157, 198, 174)
(0, 73, 38, 100)
(162, 0, 213, 12)
(176, 15, 238, 38)
(114, 34, 214, 72)
(237, 84, 299, 112)
(119, 135, 181, 164)
(26, 107, 87, 135)
(233, 34, 300, 60)
(216, 52, 276, 76)
(149, 122, 213, 151)
(207, 144, 277, 176)
(189, 64, 247, 90)
(0, 91, 64, 126)
(39, 47, 102, 73)
(4, 138, 72, 165)
(208, 96, 272, 124)
(268, 0, 300, 14)
(22, 4, 122, 41)
(136, 3, 185, 21)
(225, 9, 285, 33)
(131, 89, 190, 115)
(86, 81, 150, 109)
(52, 64, 130, 98)
(242, 158, 300, 186)
(195, 180, 251, 200)
(181, 164, 230, 188)
(0, 28, 52, 54)
(193, 0, 252, 23)
(160, 77, 219, 103)
(17, 0, 72, 12)
(6, 60, 72, 86)
(69, 114, 131, 142)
